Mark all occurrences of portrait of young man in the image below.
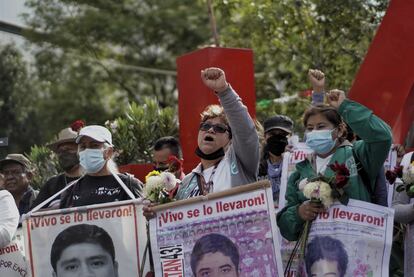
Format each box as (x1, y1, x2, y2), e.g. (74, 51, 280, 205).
(50, 224, 119, 277)
(191, 233, 240, 277)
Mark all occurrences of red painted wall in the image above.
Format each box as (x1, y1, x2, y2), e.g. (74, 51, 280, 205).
(349, 0, 414, 144)
(176, 47, 256, 173)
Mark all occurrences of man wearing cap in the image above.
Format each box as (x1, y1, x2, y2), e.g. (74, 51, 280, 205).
(258, 115, 294, 206)
(31, 127, 83, 209)
(59, 125, 142, 208)
(0, 154, 38, 215)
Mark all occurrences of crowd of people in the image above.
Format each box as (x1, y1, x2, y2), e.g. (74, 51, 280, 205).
(0, 67, 412, 276)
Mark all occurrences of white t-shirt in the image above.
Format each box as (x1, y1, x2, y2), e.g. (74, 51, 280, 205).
(0, 190, 19, 248)
(316, 154, 333, 174)
(201, 153, 231, 193)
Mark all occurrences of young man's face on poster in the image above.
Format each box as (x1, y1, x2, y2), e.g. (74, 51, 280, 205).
(195, 251, 239, 277)
(53, 243, 119, 277)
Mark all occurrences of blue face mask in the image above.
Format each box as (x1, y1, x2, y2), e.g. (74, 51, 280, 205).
(305, 129, 336, 155)
(79, 148, 106, 173)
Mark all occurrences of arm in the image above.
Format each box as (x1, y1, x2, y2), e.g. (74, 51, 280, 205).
(0, 191, 19, 247)
(392, 187, 414, 224)
(338, 99, 392, 183)
(308, 69, 325, 105)
(276, 171, 305, 241)
(218, 86, 259, 177)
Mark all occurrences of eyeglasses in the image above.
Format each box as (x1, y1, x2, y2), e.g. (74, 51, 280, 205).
(199, 122, 228, 133)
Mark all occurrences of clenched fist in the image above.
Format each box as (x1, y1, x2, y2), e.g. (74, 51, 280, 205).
(308, 69, 325, 93)
(201, 67, 229, 94)
(326, 89, 346, 109)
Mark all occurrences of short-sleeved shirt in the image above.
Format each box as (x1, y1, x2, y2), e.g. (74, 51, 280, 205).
(59, 173, 142, 208)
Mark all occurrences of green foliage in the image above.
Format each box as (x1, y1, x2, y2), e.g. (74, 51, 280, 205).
(26, 145, 59, 189)
(107, 97, 178, 165)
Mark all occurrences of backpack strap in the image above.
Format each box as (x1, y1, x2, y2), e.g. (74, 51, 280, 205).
(351, 147, 375, 203)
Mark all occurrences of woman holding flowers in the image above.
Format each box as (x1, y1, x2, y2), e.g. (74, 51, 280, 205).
(277, 89, 392, 241)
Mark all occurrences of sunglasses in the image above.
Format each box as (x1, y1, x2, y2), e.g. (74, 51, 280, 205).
(199, 122, 229, 133)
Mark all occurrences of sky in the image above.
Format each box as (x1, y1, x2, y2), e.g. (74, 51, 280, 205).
(0, 0, 31, 53)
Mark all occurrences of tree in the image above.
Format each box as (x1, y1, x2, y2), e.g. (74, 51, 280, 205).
(0, 44, 43, 155)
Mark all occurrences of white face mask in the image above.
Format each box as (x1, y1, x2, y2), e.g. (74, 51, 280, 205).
(79, 148, 106, 173)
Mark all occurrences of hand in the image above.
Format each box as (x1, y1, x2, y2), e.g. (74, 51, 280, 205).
(308, 69, 325, 92)
(201, 67, 229, 94)
(143, 201, 156, 220)
(326, 89, 346, 109)
(298, 201, 324, 221)
(393, 144, 406, 165)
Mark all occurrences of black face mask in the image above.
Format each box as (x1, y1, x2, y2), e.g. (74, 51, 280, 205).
(195, 147, 225, 160)
(154, 165, 169, 172)
(58, 152, 80, 171)
(266, 135, 288, 156)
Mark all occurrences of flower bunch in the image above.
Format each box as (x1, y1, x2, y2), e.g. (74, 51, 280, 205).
(303, 180, 333, 208)
(387, 162, 414, 197)
(70, 120, 85, 132)
(144, 171, 178, 204)
(300, 161, 350, 206)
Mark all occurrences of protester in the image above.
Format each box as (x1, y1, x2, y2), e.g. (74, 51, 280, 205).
(175, 67, 259, 199)
(0, 154, 38, 216)
(31, 127, 83, 209)
(0, 173, 19, 247)
(50, 224, 118, 277)
(59, 125, 142, 208)
(277, 89, 392, 241)
(152, 136, 184, 179)
(191, 233, 240, 277)
(392, 150, 414, 277)
(258, 115, 294, 205)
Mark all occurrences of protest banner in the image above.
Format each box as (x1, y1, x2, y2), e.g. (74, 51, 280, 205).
(22, 200, 148, 277)
(0, 229, 30, 277)
(302, 199, 394, 277)
(150, 181, 284, 277)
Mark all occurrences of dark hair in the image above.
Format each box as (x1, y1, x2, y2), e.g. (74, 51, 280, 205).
(50, 224, 116, 272)
(153, 136, 182, 158)
(303, 105, 347, 140)
(305, 236, 348, 277)
(191, 233, 239, 275)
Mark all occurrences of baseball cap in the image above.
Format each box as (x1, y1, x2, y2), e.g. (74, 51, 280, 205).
(75, 125, 113, 145)
(0, 154, 32, 170)
(48, 128, 78, 152)
(263, 115, 294, 134)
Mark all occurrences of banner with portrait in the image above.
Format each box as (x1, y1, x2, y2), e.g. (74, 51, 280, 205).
(0, 229, 30, 277)
(149, 181, 284, 277)
(22, 200, 148, 277)
(302, 199, 394, 277)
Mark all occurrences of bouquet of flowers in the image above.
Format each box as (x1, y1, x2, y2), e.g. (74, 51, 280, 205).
(143, 170, 178, 204)
(386, 162, 414, 197)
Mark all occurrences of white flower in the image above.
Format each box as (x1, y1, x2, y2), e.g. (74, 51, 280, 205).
(144, 175, 162, 197)
(160, 172, 177, 191)
(402, 163, 414, 185)
(298, 178, 308, 191)
(303, 181, 333, 208)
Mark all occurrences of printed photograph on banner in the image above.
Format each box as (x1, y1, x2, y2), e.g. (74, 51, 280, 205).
(0, 229, 30, 277)
(150, 185, 284, 277)
(23, 202, 146, 277)
(301, 200, 394, 277)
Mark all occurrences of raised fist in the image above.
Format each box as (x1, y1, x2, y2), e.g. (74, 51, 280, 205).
(308, 69, 325, 92)
(326, 89, 346, 109)
(201, 67, 229, 94)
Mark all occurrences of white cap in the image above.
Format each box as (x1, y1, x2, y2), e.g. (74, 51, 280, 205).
(75, 125, 113, 145)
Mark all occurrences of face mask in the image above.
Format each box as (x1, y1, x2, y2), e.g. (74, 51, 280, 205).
(305, 129, 336, 155)
(195, 147, 225, 160)
(154, 165, 169, 172)
(58, 152, 79, 171)
(266, 135, 288, 156)
(79, 148, 106, 173)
